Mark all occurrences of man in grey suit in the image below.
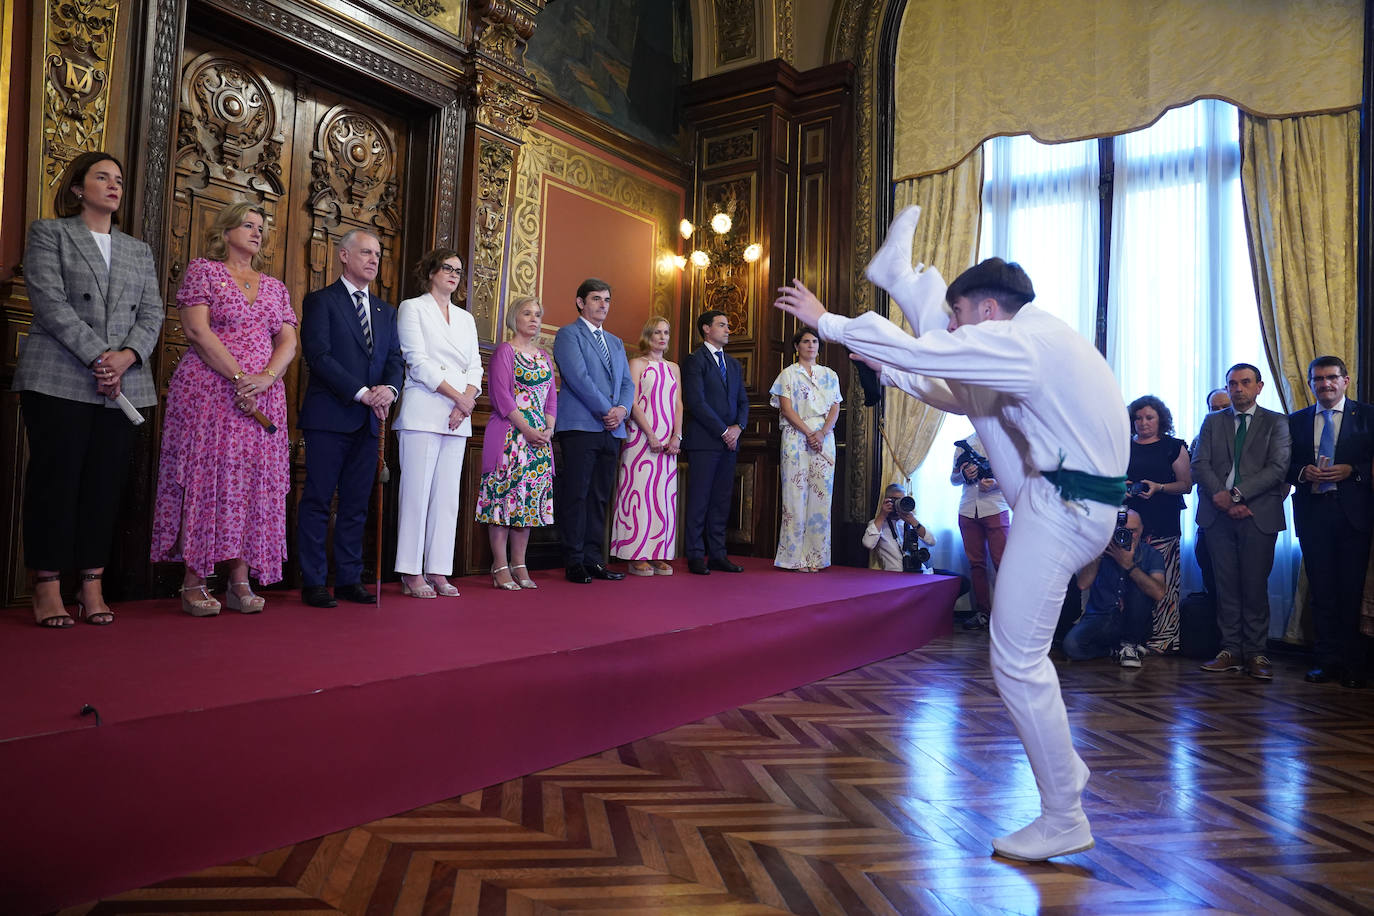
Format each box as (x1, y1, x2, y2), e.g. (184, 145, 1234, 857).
(1192, 362, 1292, 680)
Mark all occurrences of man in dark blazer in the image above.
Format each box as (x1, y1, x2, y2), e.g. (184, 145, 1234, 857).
(1285, 355, 1373, 688)
(681, 309, 749, 575)
(551, 278, 634, 583)
(297, 229, 404, 607)
(1192, 362, 1292, 680)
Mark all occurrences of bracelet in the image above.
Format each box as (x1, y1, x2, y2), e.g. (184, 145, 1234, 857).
(263, 367, 277, 378)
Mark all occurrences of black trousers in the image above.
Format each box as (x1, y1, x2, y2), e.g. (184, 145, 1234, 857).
(21, 391, 137, 571)
(684, 447, 736, 560)
(554, 429, 620, 567)
(1298, 495, 1373, 675)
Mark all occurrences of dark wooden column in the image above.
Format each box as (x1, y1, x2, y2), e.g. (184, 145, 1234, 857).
(681, 60, 856, 562)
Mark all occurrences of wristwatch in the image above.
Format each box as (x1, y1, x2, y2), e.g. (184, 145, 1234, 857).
(1229, 487, 1243, 503)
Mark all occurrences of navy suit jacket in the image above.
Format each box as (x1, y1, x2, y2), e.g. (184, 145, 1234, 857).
(1285, 399, 1373, 537)
(298, 279, 404, 435)
(682, 345, 748, 452)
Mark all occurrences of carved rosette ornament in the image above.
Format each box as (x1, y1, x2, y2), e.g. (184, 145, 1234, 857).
(471, 70, 540, 139)
(38, 0, 120, 217)
(470, 137, 515, 329)
(308, 112, 401, 228)
(177, 55, 285, 195)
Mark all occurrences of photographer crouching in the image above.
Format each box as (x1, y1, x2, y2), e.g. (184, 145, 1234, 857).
(863, 482, 972, 596)
(1062, 508, 1166, 668)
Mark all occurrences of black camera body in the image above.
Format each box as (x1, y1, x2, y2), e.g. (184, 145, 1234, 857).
(901, 525, 931, 572)
(1125, 480, 1148, 498)
(1111, 507, 1133, 550)
(954, 439, 995, 481)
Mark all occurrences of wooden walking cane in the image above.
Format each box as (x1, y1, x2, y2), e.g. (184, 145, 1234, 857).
(375, 414, 387, 606)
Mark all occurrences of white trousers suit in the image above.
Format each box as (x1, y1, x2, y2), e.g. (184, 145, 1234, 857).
(394, 292, 483, 577)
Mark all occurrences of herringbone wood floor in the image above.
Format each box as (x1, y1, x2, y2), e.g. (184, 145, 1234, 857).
(64, 631, 1374, 915)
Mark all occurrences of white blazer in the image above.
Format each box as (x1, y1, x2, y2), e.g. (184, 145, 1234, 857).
(394, 293, 483, 436)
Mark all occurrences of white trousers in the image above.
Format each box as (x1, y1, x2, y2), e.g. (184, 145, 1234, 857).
(395, 430, 467, 576)
(989, 475, 1115, 816)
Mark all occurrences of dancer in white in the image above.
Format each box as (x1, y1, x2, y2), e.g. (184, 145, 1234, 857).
(775, 207, 1129, 862)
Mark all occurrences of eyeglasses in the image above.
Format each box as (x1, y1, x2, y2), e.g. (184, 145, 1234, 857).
(1310, 373, 1345, 383)
(438, 264, 463, 276)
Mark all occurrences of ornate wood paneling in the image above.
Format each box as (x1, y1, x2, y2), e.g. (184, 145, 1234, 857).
(683, 59, 855, 562)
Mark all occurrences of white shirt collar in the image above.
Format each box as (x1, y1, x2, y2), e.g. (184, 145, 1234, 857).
(703, 341, 724, 356)
(579, 315, 605, 335)
(1318, 396, 1347, 415)
(341, 277, 369, 302)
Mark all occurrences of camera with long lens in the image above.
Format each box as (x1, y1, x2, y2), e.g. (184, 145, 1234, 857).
(953, 439, 995, 481)
(1110, 507, 1133, 550)
(901, 527, 931, 572)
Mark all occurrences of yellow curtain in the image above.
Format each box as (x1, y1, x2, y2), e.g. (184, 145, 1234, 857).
(1241, 111, 1361, 409)
(1239, 109, 1360, 641)
(893, 0, 1363, 180)
(877, 152, 983, 499)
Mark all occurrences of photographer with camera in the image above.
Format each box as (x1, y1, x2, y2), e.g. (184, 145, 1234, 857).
(1062, 508, 1166, 668)
(864, 483, 936, 572)
(951, 431, 1010, 629)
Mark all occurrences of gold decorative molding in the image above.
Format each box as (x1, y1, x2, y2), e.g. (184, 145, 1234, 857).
(698, 176, 756, 340)
(469, 0, 539, 72)
(0, 0, 12, 237)
(509, 126, 681, 325)
(471, 70, 541, 139)
(470, 135, 516, 339)
(776, 0, 794, 65)
(386, 0, 445, 18)
(35, 0, 120, 219)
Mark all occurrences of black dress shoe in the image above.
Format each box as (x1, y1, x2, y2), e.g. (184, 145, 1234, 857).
(586, 563, 625, 581)
(565, 565, 592, 584)
(707, 557, 744, 573)
(334, 583, 376, 604)
(1340, 676, 1367, 689)
(687, 557, 711, 575)
(301, 585, 337, 608)
(1305, 666, 1338, 684)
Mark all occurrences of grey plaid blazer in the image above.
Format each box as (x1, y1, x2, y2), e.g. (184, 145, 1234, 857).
(13, 216, 165, 408)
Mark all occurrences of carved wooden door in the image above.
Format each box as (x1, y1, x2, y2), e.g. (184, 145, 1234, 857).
(163, 34, 408, 588)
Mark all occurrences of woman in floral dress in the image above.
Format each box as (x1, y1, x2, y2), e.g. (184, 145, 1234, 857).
(151, 202, 298, 615)
(610, 316, 683, 576)
(475, 297, 557, 590)
(770, 328, 841, 571)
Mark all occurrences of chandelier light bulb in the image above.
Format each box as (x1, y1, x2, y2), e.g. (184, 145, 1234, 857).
(690, 249, 711, 268)
(679, 219, 694, 239)
(710, 212, 732, 234)
(672, 255, 687, 270)
(742, 243, 762, 263)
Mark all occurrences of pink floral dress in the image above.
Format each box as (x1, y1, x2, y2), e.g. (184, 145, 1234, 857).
(151, 258, 297, 583)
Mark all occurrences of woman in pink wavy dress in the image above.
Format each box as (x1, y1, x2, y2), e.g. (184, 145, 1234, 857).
(610, 316, 683, 576)
(151, 202, 297, 615)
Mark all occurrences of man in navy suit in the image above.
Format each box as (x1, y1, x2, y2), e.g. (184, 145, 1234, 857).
(552, 278, 634, 583)
(1286, 356, 1373, 688)
(297, 229, 405, 607)
(682, 310, 748, 575)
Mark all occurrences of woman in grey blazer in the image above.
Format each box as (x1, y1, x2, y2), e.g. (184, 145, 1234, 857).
(15, 151, 164, 627)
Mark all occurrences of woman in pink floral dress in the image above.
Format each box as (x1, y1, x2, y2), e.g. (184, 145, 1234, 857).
(152, 202, 298, 615)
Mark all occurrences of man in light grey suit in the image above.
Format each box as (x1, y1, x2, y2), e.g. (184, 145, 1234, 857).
(1192, 362, 1291, 680)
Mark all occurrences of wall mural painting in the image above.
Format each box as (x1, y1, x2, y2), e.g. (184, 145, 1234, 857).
(525, 0, 692, 152)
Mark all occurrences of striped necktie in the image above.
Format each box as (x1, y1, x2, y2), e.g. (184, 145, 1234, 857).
(592, 328, 612, 372)
(353, 289, 373, 353)
(715, 350, 727, 384)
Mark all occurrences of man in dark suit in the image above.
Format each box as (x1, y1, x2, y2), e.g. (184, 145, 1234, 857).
(1286, 356, 1373, 688)
(297, 229, 404, 607)
(1192, 362, 1291, 680)
(551, 278, 634, 583)
(681, 310, 748, 575)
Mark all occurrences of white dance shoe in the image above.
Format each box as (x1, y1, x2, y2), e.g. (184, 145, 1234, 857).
(992, 811, 1094, 862)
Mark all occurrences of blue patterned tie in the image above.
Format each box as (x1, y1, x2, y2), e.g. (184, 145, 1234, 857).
(1317, 408, 1337, 493)
(593, 328, 612, 372)
(715, 350, 727, 385)
(353, 290, 373, 353)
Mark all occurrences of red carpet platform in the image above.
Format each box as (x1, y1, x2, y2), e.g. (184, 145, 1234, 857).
(0, 559, 958, 913)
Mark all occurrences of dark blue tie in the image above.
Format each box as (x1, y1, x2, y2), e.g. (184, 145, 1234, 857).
(715, 350, 727, 385)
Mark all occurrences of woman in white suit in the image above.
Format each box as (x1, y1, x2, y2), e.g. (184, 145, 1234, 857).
(393, 248, 482, 598)
(15, 151, 164, 627)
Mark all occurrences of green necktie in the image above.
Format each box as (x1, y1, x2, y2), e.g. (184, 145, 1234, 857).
(1232, 413, 1249, 485)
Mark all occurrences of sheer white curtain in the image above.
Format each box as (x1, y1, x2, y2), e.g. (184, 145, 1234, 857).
(1108, 99, 1297, 628)
(907, 134, 1099, 574)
